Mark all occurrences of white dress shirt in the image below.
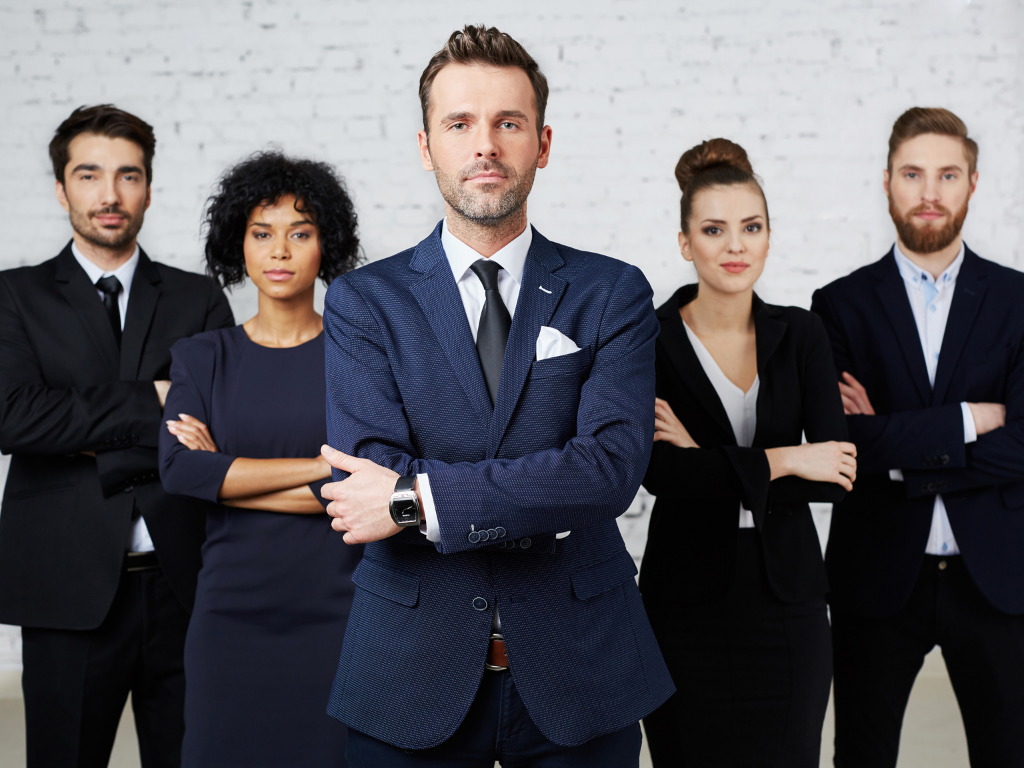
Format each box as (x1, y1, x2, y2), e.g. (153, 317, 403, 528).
(683, 322, 761, 528)
(889, 242, 977, 556)
(71, 243, 155, 554)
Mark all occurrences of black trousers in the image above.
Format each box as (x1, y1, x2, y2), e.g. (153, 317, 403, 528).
(832, 554, 1024, 768)
(21, 563, 190, 768)
(643, 530, 832, 767)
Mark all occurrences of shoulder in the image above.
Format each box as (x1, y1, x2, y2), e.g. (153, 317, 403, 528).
(326, 247, 417, 306)
(972, 252, 1024, 293)
(0, 255, 59, 290)
(148, 260, 221, 294)
(170, 327, 238, 365)
(549, 240, 643, 287)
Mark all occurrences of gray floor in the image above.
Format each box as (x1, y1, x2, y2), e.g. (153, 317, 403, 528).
(0, 649, 968, 767)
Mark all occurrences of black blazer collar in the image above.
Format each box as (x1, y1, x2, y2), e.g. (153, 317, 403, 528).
(655, 284, 788, 443)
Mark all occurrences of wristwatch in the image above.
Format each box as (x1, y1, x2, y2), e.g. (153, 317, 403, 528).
(389, 476, 421, 527)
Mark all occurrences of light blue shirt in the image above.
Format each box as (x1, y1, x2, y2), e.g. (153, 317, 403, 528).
(890, 241, 976, 556)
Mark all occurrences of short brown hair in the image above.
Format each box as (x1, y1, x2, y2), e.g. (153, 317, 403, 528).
(418, 25, 549, 139)
(887, 107, 978, 175)
(49, 104, 156, 187)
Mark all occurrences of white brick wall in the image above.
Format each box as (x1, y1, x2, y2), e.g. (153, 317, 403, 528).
(1, 0, 1022, 663)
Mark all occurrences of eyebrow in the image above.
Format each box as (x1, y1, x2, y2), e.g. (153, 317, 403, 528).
(70, 164, 145, 176)
(700, 215, 765, 225)
(897, 163, 965, 173)
(249, 219, 314, 227)
(439, 109, 531, 124)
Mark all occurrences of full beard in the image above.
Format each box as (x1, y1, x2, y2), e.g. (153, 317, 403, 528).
(888, 195, 969, 255)
(69, 205, 145, 251)
(434, 158, 537, 226)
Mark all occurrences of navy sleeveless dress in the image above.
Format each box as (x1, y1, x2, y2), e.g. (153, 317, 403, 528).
(159, 326, 361, 767)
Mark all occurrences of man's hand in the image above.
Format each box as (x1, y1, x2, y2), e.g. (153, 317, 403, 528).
(968, 402, 1006, 436)
(154, 380, 171, 408)
(839, 372, 875, 415)
(320, 445, 402, 545)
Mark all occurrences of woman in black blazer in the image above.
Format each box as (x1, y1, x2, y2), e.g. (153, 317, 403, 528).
(639, 139, 857, 767)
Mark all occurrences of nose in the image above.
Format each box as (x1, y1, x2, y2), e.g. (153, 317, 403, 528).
(922, 174, 941, 204)
(99, 177, 121, 208)
(475, 125, 499, 159)
(726, 229, 745, 254)
(271, 236, 291, 260)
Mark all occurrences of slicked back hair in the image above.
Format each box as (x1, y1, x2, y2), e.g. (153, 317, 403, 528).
(50, 104, 156, 187)
(418, 24, 548, 139)
(888, 107, 978, 175)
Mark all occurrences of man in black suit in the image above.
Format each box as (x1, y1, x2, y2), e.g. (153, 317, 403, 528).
(0, 105, 234, 767)
(812, 107, 1024, 767)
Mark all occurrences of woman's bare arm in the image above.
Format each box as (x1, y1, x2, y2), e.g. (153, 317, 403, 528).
(221, 484, 326, 514)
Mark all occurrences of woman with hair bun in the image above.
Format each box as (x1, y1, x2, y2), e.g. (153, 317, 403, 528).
(158, 151, 362, 766)
(639, 138, 855, 765)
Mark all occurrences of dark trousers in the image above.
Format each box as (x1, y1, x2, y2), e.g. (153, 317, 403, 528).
(346, 668, 642, 767)
(832, 554, 1024, 768)
(21, 564, 190, 768)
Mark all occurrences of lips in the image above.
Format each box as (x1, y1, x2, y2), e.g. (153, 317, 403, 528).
(721, 262, 750, 273)
(94, 214, 127, 227)
(466, 172, 505, 183)
(264, 269, 295, 282)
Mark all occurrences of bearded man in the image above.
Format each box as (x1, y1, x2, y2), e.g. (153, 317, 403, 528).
(0, 105, 233, 767)
(316, 24, 673, 767)
(812, 107, 1024, 767)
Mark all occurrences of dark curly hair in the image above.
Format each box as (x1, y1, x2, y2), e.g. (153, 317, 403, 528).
(203, 150, 360, 288)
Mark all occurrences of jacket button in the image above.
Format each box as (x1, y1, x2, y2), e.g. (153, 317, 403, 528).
(472, 597, 488, 611)
(520, 538, 532, 549)
(486, 529, 498, 541)
(479, 529, 491, 542)
(938, 560, 948, 570)
(941, 455, 950, 465)
(468, 531, 481, 544)
(495, 527, 506, 538)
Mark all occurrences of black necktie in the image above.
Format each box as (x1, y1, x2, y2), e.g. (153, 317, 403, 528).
(96, 275, 123, 348)
(470, 259, 512, 405)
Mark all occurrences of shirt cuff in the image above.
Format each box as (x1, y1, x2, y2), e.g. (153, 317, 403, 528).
(417, 473, 440, 542)
(961, 402, 978, 444)
(889, 469, 904, 482)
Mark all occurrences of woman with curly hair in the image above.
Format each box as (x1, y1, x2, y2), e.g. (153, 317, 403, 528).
(158, 151, 362, 767)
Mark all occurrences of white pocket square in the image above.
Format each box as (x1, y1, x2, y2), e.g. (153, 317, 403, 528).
(536, 326, 581, 362)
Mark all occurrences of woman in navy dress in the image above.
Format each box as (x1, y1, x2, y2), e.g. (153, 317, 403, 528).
(159, 151, 362, 767)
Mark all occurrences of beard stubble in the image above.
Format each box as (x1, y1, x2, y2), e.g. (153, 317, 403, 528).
(433, 157, 537, 227)
(888, 194, 969, 255)
(69, 204, 146, 251)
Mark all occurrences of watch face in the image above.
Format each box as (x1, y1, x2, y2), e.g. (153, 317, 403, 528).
(390, 496, 419, 526)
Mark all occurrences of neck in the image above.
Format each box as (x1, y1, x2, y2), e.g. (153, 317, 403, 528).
(73, 232, 137, 272)
(245, 285, 322, 348)
(896, 234, 963, 281)
(681, 283, 755, 335)
(445, 204, 528, 258)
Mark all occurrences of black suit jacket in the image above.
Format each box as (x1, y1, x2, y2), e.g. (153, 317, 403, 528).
(0, 242, 234, 629)
(639, 285, 847, 613)
(811, 247, 1024, 617)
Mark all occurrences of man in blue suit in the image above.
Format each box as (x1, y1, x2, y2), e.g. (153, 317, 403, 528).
(317, 24, 673, 767)
(812, 107, 1024, 767)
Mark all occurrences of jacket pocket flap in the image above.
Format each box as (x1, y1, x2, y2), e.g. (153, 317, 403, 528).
(571, 549, 638, 600)
(352, 558, 420, 607)
(1001, 482, 1024, 509)
(530, 345, 594, 380)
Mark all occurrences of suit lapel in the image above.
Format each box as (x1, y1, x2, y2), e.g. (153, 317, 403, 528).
(487, 231, 567, 456)
(750, 297, 787, 446)
(120, 249, 162, 381)
(408, 227, 493, 428)
(873, 251, 932, 404)
(53, 243, 120, 373)
(656, 288, 735, 443)
(932, 248, 987, 405)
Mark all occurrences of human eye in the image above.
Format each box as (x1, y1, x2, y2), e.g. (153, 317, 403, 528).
(451, 122, 467, 131)
(702, 226, 721, 236)
(745, 223, 762, 233)
(500, 121, 517, 130)
(943, 172, 957, 181)
(905, 171, 918, 179)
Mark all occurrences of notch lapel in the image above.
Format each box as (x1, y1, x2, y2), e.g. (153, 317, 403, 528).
(407, 229, 493, 429)
(487, 231, 567, 456)
(931, 249, 987, 405)
(873, 252, 932, 405)
(120, 250, 161, 381)
(53, 244, 120, 373)
(750, 298, 787, 447)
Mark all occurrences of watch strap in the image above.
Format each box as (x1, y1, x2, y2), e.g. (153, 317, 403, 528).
(394, 475, 416, 494)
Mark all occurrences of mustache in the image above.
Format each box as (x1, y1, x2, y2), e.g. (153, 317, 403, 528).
(907, 203, 952, 218)
(90, 206, 130, 218)
(460, 160, 515, 182)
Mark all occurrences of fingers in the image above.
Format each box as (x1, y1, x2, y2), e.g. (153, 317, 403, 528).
(166, 420, 216, 452)
(320, 444, 366, 472)
(842, 371, 864, 391)
(838, 442, 857, 457)
(840, 393, 861, 415)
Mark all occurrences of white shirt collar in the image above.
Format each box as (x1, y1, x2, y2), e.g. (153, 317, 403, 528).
(893, 240, 965, 289)
(440, 218, 532, 287)
(71, 241, 141, 290)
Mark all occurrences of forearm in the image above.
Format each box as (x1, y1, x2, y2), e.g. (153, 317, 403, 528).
(222, 485, 325, 513)
(219, 457, 331, 499)
(904, 420, 1024, 497)
(642, 444, 751, 501)
(0, 382, 162, 454)
(847, 405, 966, 472)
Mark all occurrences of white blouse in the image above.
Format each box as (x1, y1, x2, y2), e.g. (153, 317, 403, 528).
(683, 322, 760, 528)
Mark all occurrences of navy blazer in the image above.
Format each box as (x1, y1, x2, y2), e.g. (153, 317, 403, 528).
(323, 223, 674, 749)
(811, 246, 1024, 617)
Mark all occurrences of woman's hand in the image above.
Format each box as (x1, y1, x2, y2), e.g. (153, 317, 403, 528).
(166, 414, 219, 452)
(654, 398, 699, 448)
(766, 441, 858, 491)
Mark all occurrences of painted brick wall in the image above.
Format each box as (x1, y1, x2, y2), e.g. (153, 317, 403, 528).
(1, 0, 1022, 664)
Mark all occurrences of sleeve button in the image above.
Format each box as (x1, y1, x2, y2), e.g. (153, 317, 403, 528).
(520, 538, 532, 549)
(495, 527, 506, 538)
(468, 531, 481, 544)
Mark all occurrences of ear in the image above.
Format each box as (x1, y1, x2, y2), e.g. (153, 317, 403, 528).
(55, 180, 70, 213)
(969, 169, 979, 196)
(144, 183, 152, 211)
(882, 168, 891, 197)
(536, 125, 553, 170)
(678, 231, 693, 262)
(417, 130, 433, 171)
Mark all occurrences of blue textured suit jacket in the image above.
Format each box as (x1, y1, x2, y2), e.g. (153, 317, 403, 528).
(812, 247, 1024, 617)
(323, 223, 674, 748)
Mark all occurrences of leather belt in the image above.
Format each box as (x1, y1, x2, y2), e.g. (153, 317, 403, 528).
(485, 634, 509, 672)
(124, 551, 160, 573)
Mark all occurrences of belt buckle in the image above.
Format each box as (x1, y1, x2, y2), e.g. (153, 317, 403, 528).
(485, 633, 508, 672)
